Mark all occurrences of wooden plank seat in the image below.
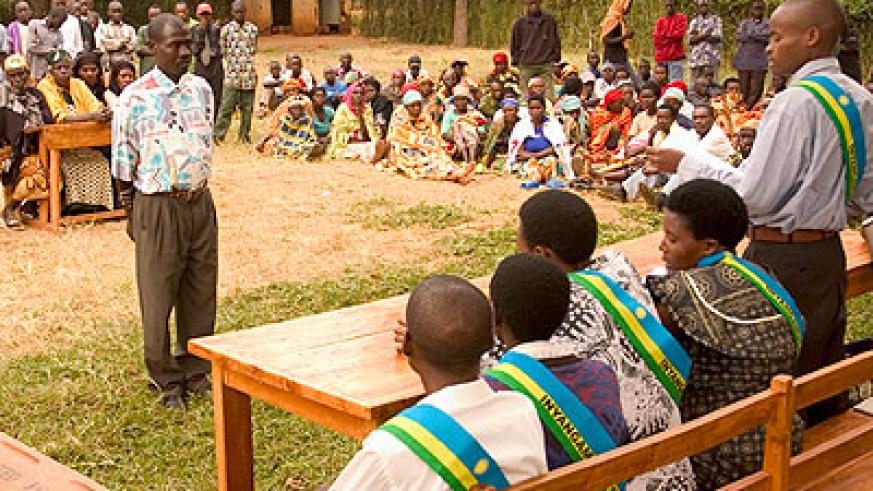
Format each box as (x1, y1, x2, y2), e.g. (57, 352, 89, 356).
(0, 432, 106, 490)
(511, 351, 873, 491)
(33, 122, 125, 230)
(190, 229, 872, 490)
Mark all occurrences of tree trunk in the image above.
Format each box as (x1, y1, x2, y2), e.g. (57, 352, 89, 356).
(453, 0, 468, 46)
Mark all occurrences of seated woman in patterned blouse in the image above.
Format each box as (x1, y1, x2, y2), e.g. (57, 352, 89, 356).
(648, 179, 802, 489)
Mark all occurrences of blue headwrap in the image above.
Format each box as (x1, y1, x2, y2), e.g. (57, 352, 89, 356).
(501, 98, 520, 109)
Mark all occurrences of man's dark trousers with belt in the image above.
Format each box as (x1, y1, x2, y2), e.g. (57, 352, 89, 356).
(744, 233, 847, 426)
(132, 188, 218, 397)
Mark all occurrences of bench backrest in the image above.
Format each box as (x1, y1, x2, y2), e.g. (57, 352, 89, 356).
(509, 351, 873, 491)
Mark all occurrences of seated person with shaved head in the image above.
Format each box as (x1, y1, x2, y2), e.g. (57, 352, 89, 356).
(332, 275, 547, 490)
(484, 253, 630, 472)
(647, 0, 873, 426)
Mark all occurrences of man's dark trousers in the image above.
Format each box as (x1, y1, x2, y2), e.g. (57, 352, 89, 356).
(744, 235, 848, 426)
(133, 188, 218, 392)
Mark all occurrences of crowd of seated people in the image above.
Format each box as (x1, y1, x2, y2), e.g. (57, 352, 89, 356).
(8, 0, 868, 229)
(250, 43, 788, 200)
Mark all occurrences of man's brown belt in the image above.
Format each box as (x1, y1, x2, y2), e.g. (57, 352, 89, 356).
(748, 226, 838, 244)
(160, 186, 207, 203)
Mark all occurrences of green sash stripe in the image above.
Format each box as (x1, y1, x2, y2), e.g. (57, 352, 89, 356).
(381, 423, 468, 491)
(570, 271, 690, 403)
(796, 75, 867, 203)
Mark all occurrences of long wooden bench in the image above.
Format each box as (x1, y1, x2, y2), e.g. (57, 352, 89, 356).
(0, 432, 106, 490)
(510, 351, 873, 491)
(190, 229, 871, 490)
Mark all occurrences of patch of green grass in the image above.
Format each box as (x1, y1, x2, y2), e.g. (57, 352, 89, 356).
(0, 225, 521, 490)
(848, 292, 873, 342)
(350, 199, 472, 230)
(597, 206, 663, 246)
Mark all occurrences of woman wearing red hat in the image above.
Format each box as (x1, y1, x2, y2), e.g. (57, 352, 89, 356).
(585, 88, 633, 167)
(487, 52, 519, 93)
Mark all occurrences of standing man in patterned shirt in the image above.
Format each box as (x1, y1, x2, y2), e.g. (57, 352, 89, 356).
(214, 1, 257, 144)
(112, 13, 217, 410)
(688, 0, 722, 82)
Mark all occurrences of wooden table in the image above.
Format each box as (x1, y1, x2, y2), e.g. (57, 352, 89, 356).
(190, 230, 873, 491)
(36, 122, 125, 230)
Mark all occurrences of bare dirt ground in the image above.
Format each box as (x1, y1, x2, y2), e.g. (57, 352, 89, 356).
(0, 36, 620, 362)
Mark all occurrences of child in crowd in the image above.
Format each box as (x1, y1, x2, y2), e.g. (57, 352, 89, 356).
(258, 61, 287, 118)
(311, 86, 335, 142)
(104, 60, 135, 110)
(318, 65, 346, 108)
(283, 53, 315, 92)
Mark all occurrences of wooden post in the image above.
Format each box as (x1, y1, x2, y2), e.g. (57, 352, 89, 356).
(49, 149, 61, 229)
(213, 363, 254, 491)
(453, 0, 467, 46)
(763, 375, 795, 491)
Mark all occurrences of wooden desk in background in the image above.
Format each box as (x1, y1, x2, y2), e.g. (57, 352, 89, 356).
(190, 230, 873, 491)
(36, 122, 125, 230)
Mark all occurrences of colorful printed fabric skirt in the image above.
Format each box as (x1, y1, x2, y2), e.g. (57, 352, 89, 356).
(61, 148, 113, 210)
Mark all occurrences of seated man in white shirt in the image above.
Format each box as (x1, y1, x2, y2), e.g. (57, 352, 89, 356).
(639, 104, 736, 206)
(593, 62, 618, 102)
(330, 275, 547, 491)
(692, 104, 734, 160)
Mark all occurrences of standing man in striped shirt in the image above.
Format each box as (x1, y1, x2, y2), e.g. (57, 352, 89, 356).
(648, 0, 873, 426)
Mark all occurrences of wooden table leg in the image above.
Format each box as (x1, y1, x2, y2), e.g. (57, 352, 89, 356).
(49, 149, 61, 229)
(213, 363, 254, 491)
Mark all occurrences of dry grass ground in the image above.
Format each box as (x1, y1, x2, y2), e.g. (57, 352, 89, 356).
(0, 35, 623, 363)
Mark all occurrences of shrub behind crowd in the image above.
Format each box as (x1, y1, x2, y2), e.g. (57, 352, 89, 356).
(355, 0, 873, 69)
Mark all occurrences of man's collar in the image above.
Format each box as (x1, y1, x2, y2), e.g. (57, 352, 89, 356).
(789, 57, 840, 86)
(149, 67, 189, 90)
(418, 379, 494, 407)
(509, 340, 578, 360)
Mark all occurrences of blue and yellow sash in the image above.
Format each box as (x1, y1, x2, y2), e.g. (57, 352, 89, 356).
(380, 404, 510, 491)
(796, 75, 867, 203)
(485, 351, 623, 491)
(569, 270, 691, 403)
(698, 252, 806, 350)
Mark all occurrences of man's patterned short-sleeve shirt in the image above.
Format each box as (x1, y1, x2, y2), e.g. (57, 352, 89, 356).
(111, 68, 214, 193)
